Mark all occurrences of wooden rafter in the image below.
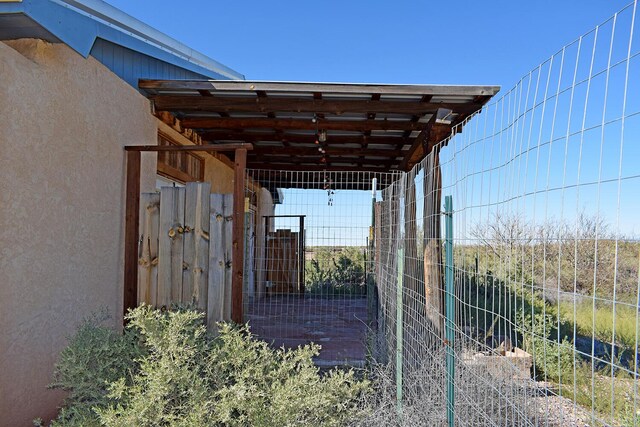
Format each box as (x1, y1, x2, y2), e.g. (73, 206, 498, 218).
(140, 79, 500, 174)
(202, 131, 404, 146)
(152, 95, 483, 116)
(251, 146, 402, 157)
(124, 143, 253, 152)
(181, 117, 426, 132)
(399, 115, 453, 171)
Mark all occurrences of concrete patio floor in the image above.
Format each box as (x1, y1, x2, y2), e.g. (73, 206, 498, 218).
(245, 296, 368, 367)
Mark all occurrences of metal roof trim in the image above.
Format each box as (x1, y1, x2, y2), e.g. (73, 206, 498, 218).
(0, 0, 244, 80)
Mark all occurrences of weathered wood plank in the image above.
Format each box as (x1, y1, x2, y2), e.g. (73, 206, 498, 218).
(138, 193, 160, 306)
(124, 150, 141, 319)
(223, 193, 234, 322)
(243, 211, 255, 302)
(183, 182, 211, 310)
(157, 187, 185, 308)
(208, 194, 226, 328)
(423, 148, 444, 337)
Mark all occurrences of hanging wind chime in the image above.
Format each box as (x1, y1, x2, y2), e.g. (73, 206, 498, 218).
(313, 114, 334, 206)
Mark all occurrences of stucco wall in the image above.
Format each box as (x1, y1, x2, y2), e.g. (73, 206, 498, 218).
(0, 39, 157, 426)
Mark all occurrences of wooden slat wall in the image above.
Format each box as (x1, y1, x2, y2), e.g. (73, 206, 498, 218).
(136, 188, 238, 329)
(223, 193, 233, 322)
(266, 230, 300, 294)
(208, 194, 226, 328)
(243, 211, 255, 302)
(157, 187, 186, 307)
(138, 193, 160, 305)
(183, 182, 211, 309)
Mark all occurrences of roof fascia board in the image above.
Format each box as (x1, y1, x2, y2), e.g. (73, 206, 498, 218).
(62, 0, 242, 80)
(0, 3, 26, 14)
(10, 0, 243, 80)
(23, 0, 96, 56)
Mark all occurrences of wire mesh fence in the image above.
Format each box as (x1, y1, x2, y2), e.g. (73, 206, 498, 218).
(243, 170, 401, 367)
(239, 2, 639, 425)
(373, 2, 640, 425)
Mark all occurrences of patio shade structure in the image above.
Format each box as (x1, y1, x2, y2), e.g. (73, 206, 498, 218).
(139, 80, 500, 188)
(124, 79, 499, 324)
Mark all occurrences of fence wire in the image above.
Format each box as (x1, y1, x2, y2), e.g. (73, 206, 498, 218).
(243, 170, 401, 367)
(374, 2, 640, 426)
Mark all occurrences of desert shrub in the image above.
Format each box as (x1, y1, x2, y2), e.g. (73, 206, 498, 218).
(39, 311, 144, 427)
(517, 309, 574, 384)
(42, 306, 368, 427)
(306, 247, 368, 296)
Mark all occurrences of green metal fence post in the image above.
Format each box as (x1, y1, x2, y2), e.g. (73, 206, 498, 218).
(444, 195, 455, 427)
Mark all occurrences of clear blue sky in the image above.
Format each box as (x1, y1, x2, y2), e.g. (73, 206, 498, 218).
(107, 1, 637, 242)
(105, 0, 630, 89)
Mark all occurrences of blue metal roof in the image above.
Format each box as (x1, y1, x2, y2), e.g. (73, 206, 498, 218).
(0, 0, 244, 83)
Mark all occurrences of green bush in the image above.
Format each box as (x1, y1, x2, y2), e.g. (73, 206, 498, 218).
(37, 311, 144, 427)
(306, 247, 368, 296)
(42, 306, 369, 427)
(517, 309, 574, 384)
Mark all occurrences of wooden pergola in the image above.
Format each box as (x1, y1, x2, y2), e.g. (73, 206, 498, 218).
(124, 79, 499, 323)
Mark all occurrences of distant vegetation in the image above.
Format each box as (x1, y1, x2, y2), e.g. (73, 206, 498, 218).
(461, 211, 640, 424)
(305, 247, 372, 297)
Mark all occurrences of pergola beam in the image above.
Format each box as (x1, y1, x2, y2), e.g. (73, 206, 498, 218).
(151, 95, 483, 116)
(246, 163, 395, 172)
(124, 143, 253, 152)
(202, 131, 407, 147)
(140, 79, 500, 97)
(399, 116, 452, 171)
(252, 146, 402, 158)
(181, 117, 427, 132)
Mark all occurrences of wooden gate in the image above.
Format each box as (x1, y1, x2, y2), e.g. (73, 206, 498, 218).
(137, 182, 235, 329)
(263, 216, 305, 295)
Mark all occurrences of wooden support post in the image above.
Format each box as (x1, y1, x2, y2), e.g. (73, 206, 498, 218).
(423, 146, 444, 337)
(404, 174, 418, 304)
(124, 150, 141, 321)
(231, 148, 247, 323)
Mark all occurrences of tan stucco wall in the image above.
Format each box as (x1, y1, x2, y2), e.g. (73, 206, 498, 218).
(0, 39, 157, 426)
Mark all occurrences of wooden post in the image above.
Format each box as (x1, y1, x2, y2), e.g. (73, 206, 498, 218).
(423, 146, 444, 337)
(123, 150, 141, 322)
(231, 148, 247, 323)
(404, 174, 418, 304)
(298, 216, 305, 295)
